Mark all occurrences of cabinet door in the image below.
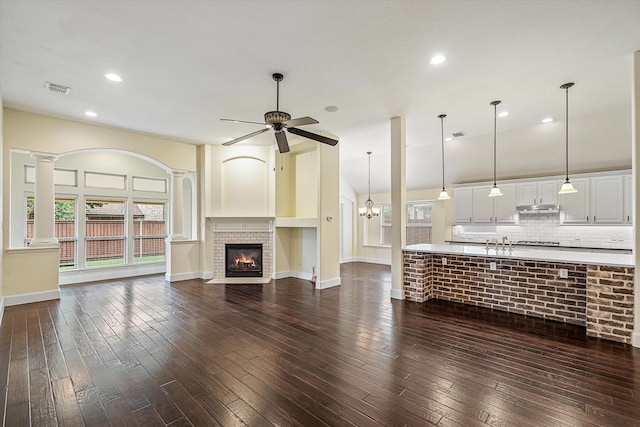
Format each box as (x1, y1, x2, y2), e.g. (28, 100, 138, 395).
(624, 174, 632, 224)
(561, 178, 590, 223)
(453, 187, 473, 224)
(472, 186, 494, 223)
(516, 182, 537, 205)
(494, 184, 516, 223)
(537, 180, 559, 205)
(591, 176, 624, 223)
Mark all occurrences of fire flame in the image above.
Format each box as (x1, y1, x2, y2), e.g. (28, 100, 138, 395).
(233, 253, 256, 268)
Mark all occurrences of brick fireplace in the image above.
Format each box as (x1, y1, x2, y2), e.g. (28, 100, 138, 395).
(207, 218, 273, 284)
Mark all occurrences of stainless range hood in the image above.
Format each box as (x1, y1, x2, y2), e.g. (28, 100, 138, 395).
(516, 204, 560, 214)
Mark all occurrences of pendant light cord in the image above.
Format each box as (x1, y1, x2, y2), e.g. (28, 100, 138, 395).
(439, 114, 446, 191)
(367, 151, 372, 200)
(564, 85, 569, 183)
(491, 101, 500, 187)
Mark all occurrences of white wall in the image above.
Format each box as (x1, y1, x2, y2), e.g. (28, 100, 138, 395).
(0, 95, 4, 323)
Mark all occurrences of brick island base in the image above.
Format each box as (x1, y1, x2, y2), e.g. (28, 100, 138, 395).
(403, 251, 635, 344)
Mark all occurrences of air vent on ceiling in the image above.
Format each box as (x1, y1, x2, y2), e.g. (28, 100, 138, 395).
(451, 131, 465, 138)
(45, 81, 71, 95)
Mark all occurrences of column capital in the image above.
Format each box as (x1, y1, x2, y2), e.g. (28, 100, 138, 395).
(170, 170, 187, 178)
(30, 151, 59, 162)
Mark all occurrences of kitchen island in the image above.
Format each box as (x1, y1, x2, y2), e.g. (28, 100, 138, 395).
(403, 243, 635, 344)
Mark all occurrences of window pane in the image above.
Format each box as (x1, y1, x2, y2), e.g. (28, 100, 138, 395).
(56, 198, 77, 269)
(85, 199, 125, 267)
(133, 201, 166, 263)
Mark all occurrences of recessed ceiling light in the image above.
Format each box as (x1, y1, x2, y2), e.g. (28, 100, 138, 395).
(429, 54, 446, 65)
(85, 111, 97, 117)
(105, 73, 122, 82)
(325, 105, 339, 112)
(444, 137, 453, 142)
(498, 111, 509, 118)
(542, 117, 554, 123)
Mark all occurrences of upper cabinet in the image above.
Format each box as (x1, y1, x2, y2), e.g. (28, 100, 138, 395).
(453, 187, 473, 224)
(454, 171, 630, 226)
(453, 184, 516, 224)
(624, 175, 632, 224)
(560, 174, 627, 224)
(560, 178, 590, 223)
(516, 180, 558, 206)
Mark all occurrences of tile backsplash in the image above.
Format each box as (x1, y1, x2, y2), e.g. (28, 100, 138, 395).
(452, 213, 632, 249)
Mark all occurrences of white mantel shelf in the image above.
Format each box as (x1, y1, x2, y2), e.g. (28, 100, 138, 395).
(275, 217, 319, 228)
(405, 243, 634, 267)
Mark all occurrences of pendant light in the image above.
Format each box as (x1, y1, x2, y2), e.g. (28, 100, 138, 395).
(437, 114, 450, 200)
(359, 151, 381, 219)
(488, 100, 503, 197)
(558, 82, 577, 194)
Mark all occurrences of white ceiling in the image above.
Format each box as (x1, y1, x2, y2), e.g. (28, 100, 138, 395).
(1, 1, 639, 194)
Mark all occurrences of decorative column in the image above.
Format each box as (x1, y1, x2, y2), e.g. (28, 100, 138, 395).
(390, 116, 406, 299)
(170, 170, 187, 240)
(30, 152, 59, 248)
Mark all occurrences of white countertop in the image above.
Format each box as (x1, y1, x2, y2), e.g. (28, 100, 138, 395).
(405, 243, 635, 267)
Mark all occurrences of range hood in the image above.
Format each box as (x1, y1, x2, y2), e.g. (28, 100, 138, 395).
(516, 204, 560, 214)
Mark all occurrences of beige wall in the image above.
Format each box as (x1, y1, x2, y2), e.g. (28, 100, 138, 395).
(0, 97, 4, 312)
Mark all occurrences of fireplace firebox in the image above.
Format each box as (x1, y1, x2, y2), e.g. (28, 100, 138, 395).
(225, 244, 263, 277)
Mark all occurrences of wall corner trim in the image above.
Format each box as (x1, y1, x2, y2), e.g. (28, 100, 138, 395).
(632, 331, 640, 348)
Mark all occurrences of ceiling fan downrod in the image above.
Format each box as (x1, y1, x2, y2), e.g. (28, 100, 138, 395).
(273, 73, 283, 111)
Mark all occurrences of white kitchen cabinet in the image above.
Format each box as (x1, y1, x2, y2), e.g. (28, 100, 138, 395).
(560, 178, 590, 223)
(493, 184, 517, 223)
(472, 186, 493, 223)
(591, 175, 624, 224)
(624, 174, 632, 224)
(453, 187, 473, 224)
(516, 180, 558, 205)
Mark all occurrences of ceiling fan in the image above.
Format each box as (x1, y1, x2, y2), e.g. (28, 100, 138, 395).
(221, 73, 338, 153)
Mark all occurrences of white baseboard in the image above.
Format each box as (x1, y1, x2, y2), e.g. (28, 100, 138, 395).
(340, 257, 356, 263)
(273, 270, 313, 281)
(60, 263, 165, 285)
(632, 330, 640, 348)
(354, 257, 392, 266)
(316, 277, 341, 289)
(200, 271, 214, 280)
(4, 289, 61, 307)
(0, 297, 4, 326)
(390, 288, 404, 300)
(165, 272, 203, 282)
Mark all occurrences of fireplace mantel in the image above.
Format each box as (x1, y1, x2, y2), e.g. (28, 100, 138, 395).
(207, 217, 274, 233)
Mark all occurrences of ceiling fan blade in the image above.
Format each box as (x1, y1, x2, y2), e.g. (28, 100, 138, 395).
(222, 128, 269, 146)
(220, 118, 266, 125)
(275, 131, 290, 153)
(287, 127, 338, 146)
(283, 116, 319, 127)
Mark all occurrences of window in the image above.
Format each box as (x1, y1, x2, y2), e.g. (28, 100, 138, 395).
(85, 199, 126, 267)
(133, 201, 166, 263)
(25, 195, 78, 269)
(406, 201, 432, 245)
(362, 201, 432, 246)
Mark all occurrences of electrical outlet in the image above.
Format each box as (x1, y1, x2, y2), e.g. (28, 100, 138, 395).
(490, 262, 497, 271)
(575, 233, 581, 240)
(559, 268, 568, 279)
(442, 257, 447, 265)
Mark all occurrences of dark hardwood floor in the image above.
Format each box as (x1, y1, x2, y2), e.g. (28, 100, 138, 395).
(1, 262, 639, 426)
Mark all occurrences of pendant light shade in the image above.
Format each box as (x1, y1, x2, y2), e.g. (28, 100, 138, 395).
(359, 151, 380, 219)
(488, 100, 503, 197)
(558, 82, 577, 194)
(437, 114, 450, 200)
